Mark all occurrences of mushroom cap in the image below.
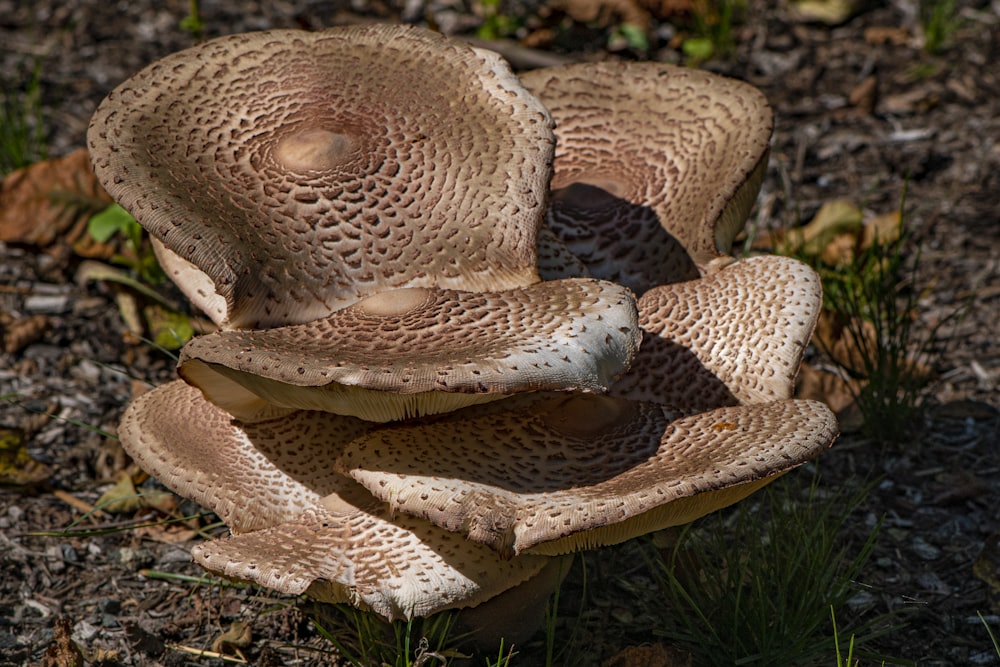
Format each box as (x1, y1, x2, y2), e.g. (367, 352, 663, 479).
(610, 255, 822, 411)
(118, 381, 549, 619)
(335, 392, 838, 558)
(520, 62, 773, 292)
(177, 278, 640, 423)
(88, 25, 554, 329)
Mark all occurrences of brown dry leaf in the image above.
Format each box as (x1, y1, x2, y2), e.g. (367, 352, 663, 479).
(0, 148, 113, 254)
(753, 200, 863, 256)
(37, 617, 84, 667)
(211, 621, 252, 654)
(133, 519, 200, 544)
(849, 75, 878, 114)
(0, 427, 51, 486)
(96, 470, 145, 513)
(603, 643, 691, 667)
(864, 26, 911, 46)
(796, 364, 865, 432)
(787, 0, 866, 25)
(555, 0, 650, 32)
(814, 310, 877, 375)
(2, 312, 50, 354)
(861, 210, 902, 249)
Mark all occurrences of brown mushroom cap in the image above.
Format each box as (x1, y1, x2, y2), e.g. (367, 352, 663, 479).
(521, 62, 773, 292)
(610, 255, 822, 411)
(335, 392, 837, 558)
(88, 25, 554, 329)
(118, 381, 550, 619)
(177, 278, 640, 423)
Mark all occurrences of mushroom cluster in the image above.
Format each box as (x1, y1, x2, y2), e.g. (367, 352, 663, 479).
(88, 24, 836, 637)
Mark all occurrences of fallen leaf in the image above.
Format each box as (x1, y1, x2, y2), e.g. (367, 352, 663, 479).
(2, 312, 50, 354)
(861, 210, 902, 249)
(864, 26, 911, 46)
(0, 427, 51, 486)
(0, 149, 113, 254)
(603, 643, 691, 667)
(212, 621, 253, 654)
(787, 0, 866, 25)
(38, 617, 84, 667)
(95, 471, 145, 514)
(795, 364, 864, 432)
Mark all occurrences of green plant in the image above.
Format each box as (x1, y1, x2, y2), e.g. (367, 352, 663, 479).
(816, 221, 963, 446)
(475, 0, 521, 41)
(980, 612, 1000, 659)
(646, 473, 900, 666)
(1, 62, 47, 175)
(682, 0, 744, 65)
(180, 0, 205, 37)
(88, 203, 168, 287)
(919, 0, 959, 54)
(312, 605, 470, 667)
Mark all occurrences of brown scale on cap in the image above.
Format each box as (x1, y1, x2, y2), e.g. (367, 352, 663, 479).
(335, 392, 838, 558)
(119, 381, 550, 620)
(610, 255, 822, 411)
(521, 62, 773, 293)
(177, 278, 641, 422)
(88, 25, 554, 329)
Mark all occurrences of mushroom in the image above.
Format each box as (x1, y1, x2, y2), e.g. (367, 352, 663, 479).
(610, 254, 822, 411)
(177, 278, 640, 422)
(520, 62, 773, 292)
(94, 24, 835, 651)
(336, 392, 836, 558)
(119, 380, 555, 619)
(87, 25, 555, 330)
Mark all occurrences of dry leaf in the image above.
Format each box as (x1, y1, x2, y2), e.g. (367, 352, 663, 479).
(0, 427, 51, 486)
(38, 617, 84, 667)
(603, 643, 691, 667)
(796, 364, 864, 432)
(555, 0, 650, 32)
(2, 313, 50, 354)
(211, 621, 253, 654)
(861, 210, 902, 249)
(0, 149, 113, 254)
(96, 471, 145, 513)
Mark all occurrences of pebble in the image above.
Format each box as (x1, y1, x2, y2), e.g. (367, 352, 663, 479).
(72, 620, 99, 642)
(23, 294, 72, 314)
(912, 537, 942, 561)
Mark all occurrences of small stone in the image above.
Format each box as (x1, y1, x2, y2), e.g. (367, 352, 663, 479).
(912, 537, 942, 561)
(72, 619, 99, 642)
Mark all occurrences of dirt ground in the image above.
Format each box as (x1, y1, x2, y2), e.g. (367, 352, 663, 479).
(1, 0, 999, 665)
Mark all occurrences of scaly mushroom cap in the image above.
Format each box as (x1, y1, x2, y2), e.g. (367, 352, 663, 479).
(611, 255, 821, 411)
(88, 25, 554, 329)
(118, 381, 549, 619)
(336, 392, 837, 558)
(177, 279, 640, 423)
(521, 62, 773, 291)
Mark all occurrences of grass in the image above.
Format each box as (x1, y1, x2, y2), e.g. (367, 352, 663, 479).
(682, 0, 745, 64)
(919, 0, 960, 54)
(645, 472, 902, 666)
(814, 227, 963, 446)
(0, 62, 47, 175)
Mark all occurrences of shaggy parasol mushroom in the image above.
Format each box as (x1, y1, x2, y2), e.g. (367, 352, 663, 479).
(334, 255, 833, 558)
(177, 278, 640, 422)
(522, 62, 773, 292)
(120, 380, 557, 619)
(87, 24, 555, 330)
(94, 23, 836, 646)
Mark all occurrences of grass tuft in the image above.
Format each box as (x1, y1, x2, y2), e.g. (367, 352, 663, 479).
(0, 62, 47, 175)
(645, 473, 903, 666)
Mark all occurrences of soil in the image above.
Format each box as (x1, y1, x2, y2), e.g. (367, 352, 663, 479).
(1, 0, 998, 665)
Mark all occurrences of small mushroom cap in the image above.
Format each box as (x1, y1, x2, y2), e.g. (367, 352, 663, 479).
(611, 255, 822, 411)
(335, 392, 838, 558)
(118, 381, 549, 619)
(178, 278, 640, 423)
(88, 25, 554, 329)
(521, 62, 773, 291)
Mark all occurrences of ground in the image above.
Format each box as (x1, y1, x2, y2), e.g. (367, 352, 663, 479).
(0, 0, 998, 665)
